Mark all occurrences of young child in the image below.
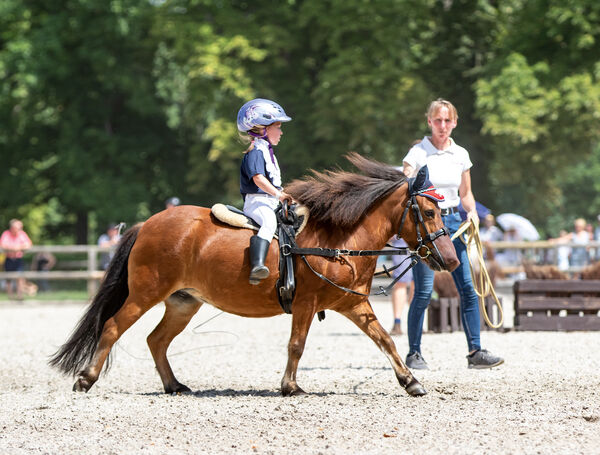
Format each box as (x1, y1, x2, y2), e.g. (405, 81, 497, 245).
(237, 98, 292, 284)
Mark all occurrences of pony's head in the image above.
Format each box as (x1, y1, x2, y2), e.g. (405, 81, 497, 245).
(397, 165, 459, 272)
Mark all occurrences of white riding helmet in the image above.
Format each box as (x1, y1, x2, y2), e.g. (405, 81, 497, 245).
(236, 98, 292, 132)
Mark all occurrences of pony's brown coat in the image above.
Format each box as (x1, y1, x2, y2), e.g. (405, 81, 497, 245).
(51, 154, 459, 397)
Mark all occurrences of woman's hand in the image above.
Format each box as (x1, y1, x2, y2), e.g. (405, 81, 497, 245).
(467, 210, 480, 228)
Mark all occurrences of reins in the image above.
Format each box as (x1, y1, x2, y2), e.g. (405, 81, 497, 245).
(296, 246, 420, 297)
(451, 219, 504, 328)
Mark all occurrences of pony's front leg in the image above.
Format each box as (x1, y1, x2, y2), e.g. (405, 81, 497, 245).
(281, 301, 315, 396)
(340, 299, 427, 396)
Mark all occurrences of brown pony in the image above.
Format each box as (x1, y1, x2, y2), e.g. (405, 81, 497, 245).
(50, 153, 458, 397)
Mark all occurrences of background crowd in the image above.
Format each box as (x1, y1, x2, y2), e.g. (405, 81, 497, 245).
(0, 198, 180, 300)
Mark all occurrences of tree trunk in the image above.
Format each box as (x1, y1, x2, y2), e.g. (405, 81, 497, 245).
(75, 211, 88, 245)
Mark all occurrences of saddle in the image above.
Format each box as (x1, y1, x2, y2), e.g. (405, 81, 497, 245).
(211, 203, 309, 238)
(211, 203, 312, 316)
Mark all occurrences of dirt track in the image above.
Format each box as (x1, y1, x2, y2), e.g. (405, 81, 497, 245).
(1, 301, 599, 454)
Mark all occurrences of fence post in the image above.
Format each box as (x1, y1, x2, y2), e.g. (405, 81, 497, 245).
(87, 246, 99, 297)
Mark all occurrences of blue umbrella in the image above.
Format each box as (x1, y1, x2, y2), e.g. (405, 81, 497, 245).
(458, 201, 491, 221)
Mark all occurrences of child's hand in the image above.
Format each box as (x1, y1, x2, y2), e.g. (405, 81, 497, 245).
(278, 191, 293, 204)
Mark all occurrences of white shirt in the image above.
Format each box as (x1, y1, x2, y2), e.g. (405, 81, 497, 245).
(403, 136, 472, 209)
(254, 138, 282, 188)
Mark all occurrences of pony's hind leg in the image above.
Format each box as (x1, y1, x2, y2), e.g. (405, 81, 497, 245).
(147, 291, 202, 394)
(340, 299, 427, 397)
(74, 294, 154, 392)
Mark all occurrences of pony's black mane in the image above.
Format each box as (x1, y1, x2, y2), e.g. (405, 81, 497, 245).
(286, 153, 407, 229)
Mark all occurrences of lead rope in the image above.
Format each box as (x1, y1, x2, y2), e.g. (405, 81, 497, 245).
(451, 219, 504, 329)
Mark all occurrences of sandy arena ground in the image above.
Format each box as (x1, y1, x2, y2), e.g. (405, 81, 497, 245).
(0, 299, 599, 454)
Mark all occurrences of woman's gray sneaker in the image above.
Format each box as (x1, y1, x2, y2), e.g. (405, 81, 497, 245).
(406, 352, 429, 370)
(467, 349, 504, 369)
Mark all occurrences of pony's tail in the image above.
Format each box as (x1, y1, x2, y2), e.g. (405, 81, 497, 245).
(49, 223, 143, 376)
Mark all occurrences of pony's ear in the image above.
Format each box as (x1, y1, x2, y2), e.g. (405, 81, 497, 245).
(414, 165, 429, 191)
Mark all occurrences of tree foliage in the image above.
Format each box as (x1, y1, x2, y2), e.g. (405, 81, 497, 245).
(474, 0, 600, 234)
(1, 0, 600, 242)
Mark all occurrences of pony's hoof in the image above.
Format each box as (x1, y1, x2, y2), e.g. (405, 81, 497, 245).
(406, 380, 427, 397)
(165, 383, 191, 395)
(73, 377, 92, 393)
(281, 385, 307, 397)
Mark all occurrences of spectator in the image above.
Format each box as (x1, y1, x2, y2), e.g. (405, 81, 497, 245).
(165, 197, 180, 209)
(569, 218, 589, 267)
(0, 219, 33, 300)
(585, 222, 596, 262)
(498, 226, 523, 268)
(479, 214, 503, 262)
(388, 237, 413, 336)
(98, 224, 121, 270)
(479, 214, 503, 243)
(586, 222, 594, 239)
(550, 229, 571, 272)
(31, 251, 56, 292)
(594, 215, 600, 261)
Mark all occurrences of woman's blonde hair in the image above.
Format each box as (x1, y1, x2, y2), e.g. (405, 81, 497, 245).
(426, 98, 458, 122)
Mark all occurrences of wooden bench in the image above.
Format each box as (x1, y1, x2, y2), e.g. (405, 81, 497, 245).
(427, 296, 502, 333)
(513, 280, 600, 331)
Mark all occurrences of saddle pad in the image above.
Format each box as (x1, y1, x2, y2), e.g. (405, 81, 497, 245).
(211, 203, 310, 236)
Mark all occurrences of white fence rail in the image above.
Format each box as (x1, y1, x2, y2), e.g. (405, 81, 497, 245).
(0, 245, 111, 296)
(1, 241, 600, 299)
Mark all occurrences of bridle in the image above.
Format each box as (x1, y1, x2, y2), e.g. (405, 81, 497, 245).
(396, 179, 450, 268)
(277, 178, 450, 297)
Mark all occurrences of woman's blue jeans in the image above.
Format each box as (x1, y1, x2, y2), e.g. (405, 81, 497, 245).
(407, 212, 481, 354)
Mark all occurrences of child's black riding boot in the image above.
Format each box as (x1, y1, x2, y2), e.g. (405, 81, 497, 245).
(249, 235, 271, 285)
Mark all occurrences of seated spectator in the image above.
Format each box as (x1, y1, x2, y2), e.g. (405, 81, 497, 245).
(98, 224, 121, 270)
(0, 219, 33, 300)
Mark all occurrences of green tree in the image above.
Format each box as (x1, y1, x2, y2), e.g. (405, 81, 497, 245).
(153, 0, 438, 208)
(475, 0, 600, 231)
(1, 0, 178, 242)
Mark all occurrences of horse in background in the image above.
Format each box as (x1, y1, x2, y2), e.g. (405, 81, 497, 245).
(523, 261, 569, 280)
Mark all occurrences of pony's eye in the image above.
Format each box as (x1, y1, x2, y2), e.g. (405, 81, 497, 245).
(424, 210, 435, 218)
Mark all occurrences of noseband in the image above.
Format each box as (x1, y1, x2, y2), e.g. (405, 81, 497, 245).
(397, 183, 450, 264)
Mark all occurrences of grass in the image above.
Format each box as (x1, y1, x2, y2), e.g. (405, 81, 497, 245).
(0, 289, 89, 301)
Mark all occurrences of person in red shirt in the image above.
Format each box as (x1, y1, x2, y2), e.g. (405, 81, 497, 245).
(0, 219, 33, 300)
